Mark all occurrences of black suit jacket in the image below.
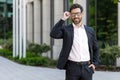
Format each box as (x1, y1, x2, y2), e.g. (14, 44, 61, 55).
(50, 19, 99, 69)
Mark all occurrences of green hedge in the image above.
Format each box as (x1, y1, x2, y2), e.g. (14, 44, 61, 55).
(0, 49, 12, 58)
(100, 45, 120, 66)
(0, 39, 56, 67)
(0, 49, 56, 67)
(27, 43, 51, 56)
(16, 57, 56, 67)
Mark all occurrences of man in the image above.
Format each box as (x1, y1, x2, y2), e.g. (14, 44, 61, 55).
(50, 3, 99, 80)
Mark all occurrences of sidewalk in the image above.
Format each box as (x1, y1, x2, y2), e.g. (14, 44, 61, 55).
(0, 56, 120, 80)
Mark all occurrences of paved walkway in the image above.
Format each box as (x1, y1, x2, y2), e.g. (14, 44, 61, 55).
(0, 56, 120, 80)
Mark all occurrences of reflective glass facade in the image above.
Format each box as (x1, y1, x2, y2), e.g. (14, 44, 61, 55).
(0, 0, 12, 17)
(0, 0, 13, 39)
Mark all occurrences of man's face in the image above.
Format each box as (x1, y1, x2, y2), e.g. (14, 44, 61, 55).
(70, 8, 83, 25)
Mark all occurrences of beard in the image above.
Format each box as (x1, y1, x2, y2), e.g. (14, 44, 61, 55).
(72, 18, 82, 25)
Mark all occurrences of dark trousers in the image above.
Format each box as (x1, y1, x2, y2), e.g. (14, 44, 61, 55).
(65, 60, 94, 80)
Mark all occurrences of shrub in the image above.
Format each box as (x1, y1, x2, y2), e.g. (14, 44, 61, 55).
(14, 56, 56, 67)
(100, 45, 120, 66)
(27, 43, 50, 56)
(0, 49, 12, 58)
(0, 39, 4, 45)
(2, 38, 12, 51)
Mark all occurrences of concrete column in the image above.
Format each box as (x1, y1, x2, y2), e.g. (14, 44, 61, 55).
(23, 0, 27, 58)
(19, 0, 25, 59)
(13, 0, 18, 57)
(26, 3, 33, 42)
(34, 0, 41, 44)
(53, 0, 64, 60)
(118, 0, 120, 46)
(19, 0, 23, 59)
(73, 0, 87, 25)
(116, 0, 120, 67)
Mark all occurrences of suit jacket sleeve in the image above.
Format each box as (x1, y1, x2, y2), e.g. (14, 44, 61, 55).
(50, 19, 65, 39)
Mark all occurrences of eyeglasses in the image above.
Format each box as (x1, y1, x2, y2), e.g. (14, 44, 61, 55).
(70, 12, 81, 17)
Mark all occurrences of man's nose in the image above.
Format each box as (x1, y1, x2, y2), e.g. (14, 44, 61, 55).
(75, 14, 78, 17)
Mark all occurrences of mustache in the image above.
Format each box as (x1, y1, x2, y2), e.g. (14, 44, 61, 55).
(73, 18, 79, 19)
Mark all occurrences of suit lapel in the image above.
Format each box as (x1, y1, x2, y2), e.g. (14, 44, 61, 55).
(84, 25, 91, 46)
(69, 24, 74, 41)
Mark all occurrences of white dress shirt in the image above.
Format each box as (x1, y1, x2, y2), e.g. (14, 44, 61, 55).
(68, 23, 90, 62)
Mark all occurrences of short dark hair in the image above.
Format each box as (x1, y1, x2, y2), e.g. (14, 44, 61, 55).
(69, 3, 83, 13)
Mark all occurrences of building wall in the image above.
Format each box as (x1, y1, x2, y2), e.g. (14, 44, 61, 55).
(26, 2, 34, 43)
(33, 0, 41, 44)
(26, 0, 64, 59)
